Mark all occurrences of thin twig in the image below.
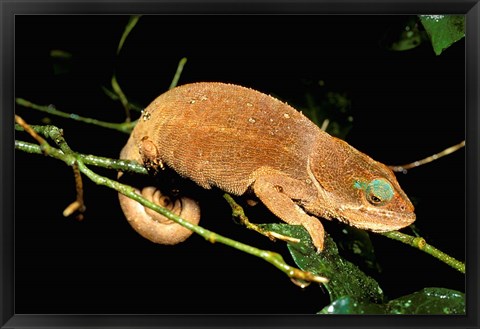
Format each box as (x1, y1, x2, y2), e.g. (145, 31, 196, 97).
(390, 140, 465, 173)
(15, 98, 136, 134)
(63, 162, 87, 221)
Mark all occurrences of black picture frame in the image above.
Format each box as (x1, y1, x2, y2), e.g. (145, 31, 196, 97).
(2, 1, 478, 328)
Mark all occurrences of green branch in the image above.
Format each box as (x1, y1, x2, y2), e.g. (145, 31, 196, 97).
(15, 126, 328, 285)
(223, 177, 465, 275)
(380, 231, 465, 274)
(15, 139, 147, 175)
(16, 132, 465, 276)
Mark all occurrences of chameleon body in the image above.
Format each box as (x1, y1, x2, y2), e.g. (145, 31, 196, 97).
(118, 82, 415, 251)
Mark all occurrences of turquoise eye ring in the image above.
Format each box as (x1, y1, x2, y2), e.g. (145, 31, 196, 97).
(365, 178, 394, 206)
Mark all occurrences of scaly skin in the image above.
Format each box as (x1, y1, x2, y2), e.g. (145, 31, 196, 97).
(118, 82, 415, 251)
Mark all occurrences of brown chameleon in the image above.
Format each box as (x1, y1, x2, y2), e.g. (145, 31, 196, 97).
(118, 82, 415, 251)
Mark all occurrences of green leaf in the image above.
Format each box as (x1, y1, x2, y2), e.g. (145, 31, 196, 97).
(318, 296, 386, 314)
(419, 15, 465, 55)
(319, 287, 465, 314)
(336, 226, 382, 273)
(386, 287, 465, 315)
(259, 223, 384, 304)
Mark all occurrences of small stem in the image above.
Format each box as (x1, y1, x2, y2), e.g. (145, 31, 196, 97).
(101, 86, 144, 113)
(63, 162, 87, 221)
(111, 75, 132, 122)
(15, 115, 51, 154)
(223, 193, 300, 244)
(16, 98, 136, 134)
(117, 15, 141, 54)
(380, 231, 465, 273)
(169, 57, 188, 90)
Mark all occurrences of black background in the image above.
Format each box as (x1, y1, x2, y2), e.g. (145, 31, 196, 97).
(15, 15, 465, 314)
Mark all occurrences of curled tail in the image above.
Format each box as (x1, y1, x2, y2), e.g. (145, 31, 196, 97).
(118, 136, 201, 244)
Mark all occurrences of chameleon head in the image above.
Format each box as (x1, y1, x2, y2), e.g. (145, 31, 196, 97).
(308, 137, 416, 232)
(340, 175, 416, 232)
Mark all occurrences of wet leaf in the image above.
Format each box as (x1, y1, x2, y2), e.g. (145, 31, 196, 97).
(420, 15, 465, 55)
(318, 296, 386, 314)
(319, 287, 465, 314)
(386, 287, 465, 314)
(336, 225, 382, 273)
(259, 223, 384, 304)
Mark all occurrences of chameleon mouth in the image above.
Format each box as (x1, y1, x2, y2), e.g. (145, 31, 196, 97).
(338, 206, 416, 232)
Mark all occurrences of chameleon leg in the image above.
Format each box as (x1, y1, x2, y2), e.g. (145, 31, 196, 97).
(252, 173, 325, 252)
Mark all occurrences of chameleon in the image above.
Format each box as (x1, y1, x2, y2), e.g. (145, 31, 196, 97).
(118, 82, 415, 251)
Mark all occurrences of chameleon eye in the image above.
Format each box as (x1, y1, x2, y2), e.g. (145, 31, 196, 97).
(365, 178, 394, 206)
